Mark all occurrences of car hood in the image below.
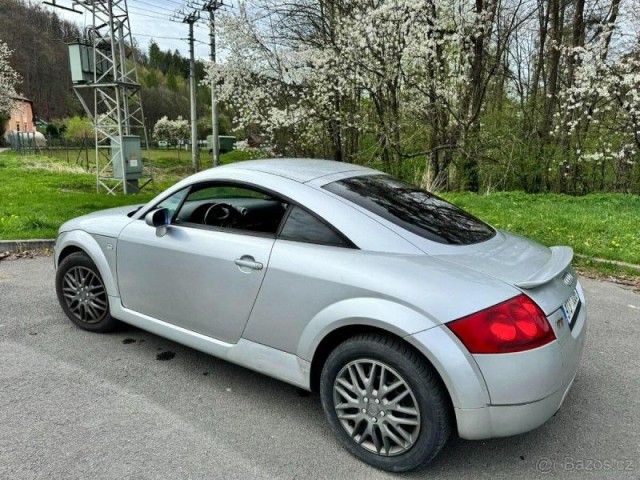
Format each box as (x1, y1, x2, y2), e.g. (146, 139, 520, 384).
(432, 231, 576, 314)
(59, 205, 143, 237)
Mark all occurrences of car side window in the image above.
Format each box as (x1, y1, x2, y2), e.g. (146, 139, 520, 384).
(279, 206, 348, 247)
(174, 183, 288, 235)
(156, 188, 189, 221)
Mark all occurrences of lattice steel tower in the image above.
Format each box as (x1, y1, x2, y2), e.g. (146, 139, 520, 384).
(65, 0, 153, 194)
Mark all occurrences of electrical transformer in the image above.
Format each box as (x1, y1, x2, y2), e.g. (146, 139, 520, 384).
(67, 41, 109, 84)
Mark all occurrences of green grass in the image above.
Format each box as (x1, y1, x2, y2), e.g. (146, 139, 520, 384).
(1, 150, 638, 278)
(0, 148, 258, 240)
(442, 192, 640, 267)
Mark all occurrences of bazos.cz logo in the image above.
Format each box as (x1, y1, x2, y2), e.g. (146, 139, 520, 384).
(536, 456, 635, 474)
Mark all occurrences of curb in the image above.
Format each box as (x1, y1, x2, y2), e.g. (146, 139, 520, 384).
(575, 254, 640, 272)
(0, 239, 55, 253)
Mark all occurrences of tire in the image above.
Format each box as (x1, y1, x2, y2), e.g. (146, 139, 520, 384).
(55, 252, 118, 333)
(320, 333, 452, 472)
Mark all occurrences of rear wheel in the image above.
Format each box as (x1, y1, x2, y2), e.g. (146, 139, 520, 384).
(55, 252, 118, 333)
(320, 333, 451, 472)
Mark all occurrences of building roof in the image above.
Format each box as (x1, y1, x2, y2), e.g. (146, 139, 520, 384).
(11, 94, 32, 103)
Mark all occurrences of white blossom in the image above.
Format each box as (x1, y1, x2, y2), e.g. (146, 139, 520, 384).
(0, 40, 20, 115)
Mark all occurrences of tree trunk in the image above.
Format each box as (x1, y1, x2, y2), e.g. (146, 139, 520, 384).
(541, 0, 562, 141)
(566, 0, 585, 87)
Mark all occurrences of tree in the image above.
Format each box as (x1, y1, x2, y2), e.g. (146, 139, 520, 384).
(153, 116, 174, 142)
(206, 0, 640, 194)
(166, 66, 178, 92)
(64, 116, 93, 139)
(0, 39, 20, 115)
(173, 116, 190, 142)
(148, 40, 162, 70)
(153, 116, 190, 144)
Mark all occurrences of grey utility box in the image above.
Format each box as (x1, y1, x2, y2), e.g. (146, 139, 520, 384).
(68, 42, 109, 84)
(112, 136, 143, 180)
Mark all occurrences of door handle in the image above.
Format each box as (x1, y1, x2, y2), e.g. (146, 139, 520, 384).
(234, 258, 263, 271)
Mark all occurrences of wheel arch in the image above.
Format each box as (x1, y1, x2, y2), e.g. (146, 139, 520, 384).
(308, 325, 454, 416)
(55, 231, 118, 297)
(57, 245, 84, 265)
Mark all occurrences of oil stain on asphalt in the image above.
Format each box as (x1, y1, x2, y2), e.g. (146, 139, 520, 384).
(156, 351, 176, 361)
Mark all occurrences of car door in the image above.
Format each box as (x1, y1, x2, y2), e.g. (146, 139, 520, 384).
(115, 182, 286, 344)
(242, 205, 358, 353)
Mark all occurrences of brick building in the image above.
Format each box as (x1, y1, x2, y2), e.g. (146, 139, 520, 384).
(4, 95, 36, 133)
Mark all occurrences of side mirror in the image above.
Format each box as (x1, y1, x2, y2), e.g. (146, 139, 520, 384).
(145, 208, 170, 237)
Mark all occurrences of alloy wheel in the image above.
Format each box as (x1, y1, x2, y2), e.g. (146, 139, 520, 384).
(332, 359, 421, 456)
(61, 266, 108, 324)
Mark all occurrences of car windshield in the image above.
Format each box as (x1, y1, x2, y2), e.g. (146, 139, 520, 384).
(323, 174, 495, 245)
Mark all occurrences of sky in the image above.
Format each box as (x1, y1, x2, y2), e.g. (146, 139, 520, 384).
(44, 0, 218, 59)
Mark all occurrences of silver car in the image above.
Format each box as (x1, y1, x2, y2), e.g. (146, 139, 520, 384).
(54, 159, 586, 472)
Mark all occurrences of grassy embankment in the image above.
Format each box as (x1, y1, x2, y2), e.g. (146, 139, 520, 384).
(1, 149, 638, 277)
(444, 192, 640, 278)
(0, 148, 253, 239)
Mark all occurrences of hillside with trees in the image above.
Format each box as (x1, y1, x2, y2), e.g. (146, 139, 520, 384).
(0, 0, 221, 138)
(137, 40, 221, 137)
(0, 0, 81, 120)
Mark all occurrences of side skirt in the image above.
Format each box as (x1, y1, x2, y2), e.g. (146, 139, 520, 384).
(109, 296, 311, 389)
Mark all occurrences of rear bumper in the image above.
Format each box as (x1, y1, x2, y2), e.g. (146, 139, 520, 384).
(408, 281, 587, 440)
(455, 368, 578, 440)
(455, 282, 587, 440)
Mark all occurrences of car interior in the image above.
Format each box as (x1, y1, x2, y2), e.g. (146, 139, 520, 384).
(174, 186, 289, 234)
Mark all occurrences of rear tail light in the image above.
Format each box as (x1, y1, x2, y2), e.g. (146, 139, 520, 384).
(447, 294, 555, 354)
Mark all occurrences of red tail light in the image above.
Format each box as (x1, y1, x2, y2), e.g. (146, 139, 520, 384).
(447, 295, 556, 354)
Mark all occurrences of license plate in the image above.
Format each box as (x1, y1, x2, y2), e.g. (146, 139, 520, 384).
(561, 289, 581, 326)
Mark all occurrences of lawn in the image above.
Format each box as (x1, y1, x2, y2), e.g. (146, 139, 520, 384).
(0, 148, 254, 240)
(1, 149, 638, 277)
(443, 192, 640, 267)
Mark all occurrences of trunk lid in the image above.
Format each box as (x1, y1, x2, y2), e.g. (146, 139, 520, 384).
(432, 230, 577, 314)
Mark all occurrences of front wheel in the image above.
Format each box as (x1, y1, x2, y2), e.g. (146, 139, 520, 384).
(55, 252, 118, 333)
(320, 333, 452, 472)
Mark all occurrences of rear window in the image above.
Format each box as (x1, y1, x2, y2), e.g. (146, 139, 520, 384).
(323, 174, 495, 245)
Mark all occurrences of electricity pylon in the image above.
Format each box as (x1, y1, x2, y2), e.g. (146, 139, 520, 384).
(49, 0, 153, 194)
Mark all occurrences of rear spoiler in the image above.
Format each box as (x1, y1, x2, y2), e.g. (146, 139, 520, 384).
(515, 246, 574, 289)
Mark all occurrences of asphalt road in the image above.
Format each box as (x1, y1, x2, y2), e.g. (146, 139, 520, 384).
(0, 256, 638, 479)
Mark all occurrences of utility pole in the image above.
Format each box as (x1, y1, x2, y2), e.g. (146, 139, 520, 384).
(175, 9, 201, 172)
(200, 1, 226, 167)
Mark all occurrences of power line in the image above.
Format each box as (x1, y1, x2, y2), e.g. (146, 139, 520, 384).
(135, 33, 188, 40)
(126, 4, 210, 28)
(162, 0, 190, 6)
(127, 7, 172, 22)
(129, 0, 176, 13)
(130, 1, 212, 24)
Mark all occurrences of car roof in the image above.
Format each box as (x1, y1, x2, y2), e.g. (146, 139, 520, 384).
(211, 158, 378, 183)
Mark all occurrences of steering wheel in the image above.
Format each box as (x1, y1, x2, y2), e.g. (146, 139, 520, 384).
(203, 203, 239, 228)
(189, 202, 215, 224)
